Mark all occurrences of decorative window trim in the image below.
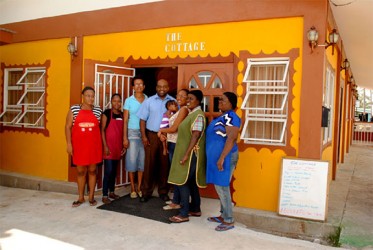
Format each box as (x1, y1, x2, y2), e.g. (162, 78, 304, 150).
(187, 70, 223, 113)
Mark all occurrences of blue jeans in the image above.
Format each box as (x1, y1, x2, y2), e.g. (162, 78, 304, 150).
(102, 159, 119, 196)
(214, 151, 238, 223)
(125, 129, 145, 172)
(179, 154, 200, 217)
(168, 142, 180, 204)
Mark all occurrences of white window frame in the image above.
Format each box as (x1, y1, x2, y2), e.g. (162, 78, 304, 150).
(16, 68, 46, 85)
(323, 66, 335, 144)
(17, 89, 45, 106)
(240, 58, 290, 145)
(0, 67, 46, 129)
(15, 110, 44, 126)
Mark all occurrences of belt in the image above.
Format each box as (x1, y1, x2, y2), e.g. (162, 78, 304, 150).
(146, 129, 158, 133)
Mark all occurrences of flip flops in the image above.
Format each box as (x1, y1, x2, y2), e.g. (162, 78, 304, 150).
(89, 199, 97, 206)
(169, 215, 189, 223)
(215, 223, 235, 232)
(207, 216, 223, 223)
(72, 200, 85, 207)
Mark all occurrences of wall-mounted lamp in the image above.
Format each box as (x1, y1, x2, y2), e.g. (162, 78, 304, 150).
(348, 75, 354, 85)
(324, 29, 339, 55)
(67, 37, 78, 58)
(307, 27, 339, 54)
(341, 59, 350, 71)
(307, 26, 319, 53)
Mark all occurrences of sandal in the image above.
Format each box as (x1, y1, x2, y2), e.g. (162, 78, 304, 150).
(188, 211, 202, 217)
(89, 199, 97, 206)
(169, 215, 189, 223)
(215, 223, 234, 232)
(207, 216, 223, 223)
(72, 200, 85, 207)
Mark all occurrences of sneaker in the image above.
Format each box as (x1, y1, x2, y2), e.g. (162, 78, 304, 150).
(102, 196, 111, 204)
(163, 203, 181, 210)
(137, 191, 143, 198)
(130, 192, 138, 199)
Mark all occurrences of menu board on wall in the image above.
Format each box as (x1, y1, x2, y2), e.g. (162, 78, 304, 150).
(278, 158, 329, 221)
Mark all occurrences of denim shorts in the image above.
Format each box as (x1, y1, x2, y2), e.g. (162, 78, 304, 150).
(125, 129, 145, 172)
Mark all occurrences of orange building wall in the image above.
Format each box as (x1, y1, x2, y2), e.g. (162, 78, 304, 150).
(82, 18, 304, 211)
(0, 39, 71, 181)
(1, 17, 303, 211)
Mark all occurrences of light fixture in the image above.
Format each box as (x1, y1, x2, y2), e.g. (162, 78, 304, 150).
(324, 29, 339, 55)
(348, 75, 354, 84)
(341, 59, 350, 71)
(67, 37, 78, 58)
(307, 26, 319, 53)
(307, 27, 339, 54)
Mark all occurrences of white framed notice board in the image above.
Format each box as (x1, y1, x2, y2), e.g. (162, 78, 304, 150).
(278, 157, 329, 221)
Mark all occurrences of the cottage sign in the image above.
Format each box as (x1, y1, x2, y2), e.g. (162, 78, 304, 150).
(165, 32, 206, 53)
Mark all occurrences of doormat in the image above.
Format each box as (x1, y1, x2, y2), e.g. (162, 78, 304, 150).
(97, 195, 179, 224)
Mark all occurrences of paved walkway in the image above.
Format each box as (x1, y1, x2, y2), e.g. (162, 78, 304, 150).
(335, 145, 373, 249)
(0, 186, 339, 250)
(0, 145, 372, 249)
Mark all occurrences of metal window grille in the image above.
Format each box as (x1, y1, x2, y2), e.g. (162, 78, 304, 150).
(240, 58, 289, 145)
(0, 67, 46, 128)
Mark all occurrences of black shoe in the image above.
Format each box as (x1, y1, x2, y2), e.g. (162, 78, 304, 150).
(160, 194, 170, 202)
(140, 196, 149, 203)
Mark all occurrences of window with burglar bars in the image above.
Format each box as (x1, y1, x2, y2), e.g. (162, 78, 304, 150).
(0, 67, 46, 129)
(240, 58, 290, 145)
(323, 66, 335, 144)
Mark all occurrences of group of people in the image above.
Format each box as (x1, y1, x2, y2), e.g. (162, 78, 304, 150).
(65, 76, 241, 232)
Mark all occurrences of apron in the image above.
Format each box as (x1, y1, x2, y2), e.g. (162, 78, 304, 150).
(103, 110, 124, 160)
(72, 109, 102, 165)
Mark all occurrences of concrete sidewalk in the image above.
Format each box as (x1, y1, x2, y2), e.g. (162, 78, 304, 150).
(0, 186, 339, 250)
(336, 145, 373, 249)
(0, 144, 372, 249)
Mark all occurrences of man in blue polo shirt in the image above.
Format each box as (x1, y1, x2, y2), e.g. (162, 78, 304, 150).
(137, 79, 176, 202)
